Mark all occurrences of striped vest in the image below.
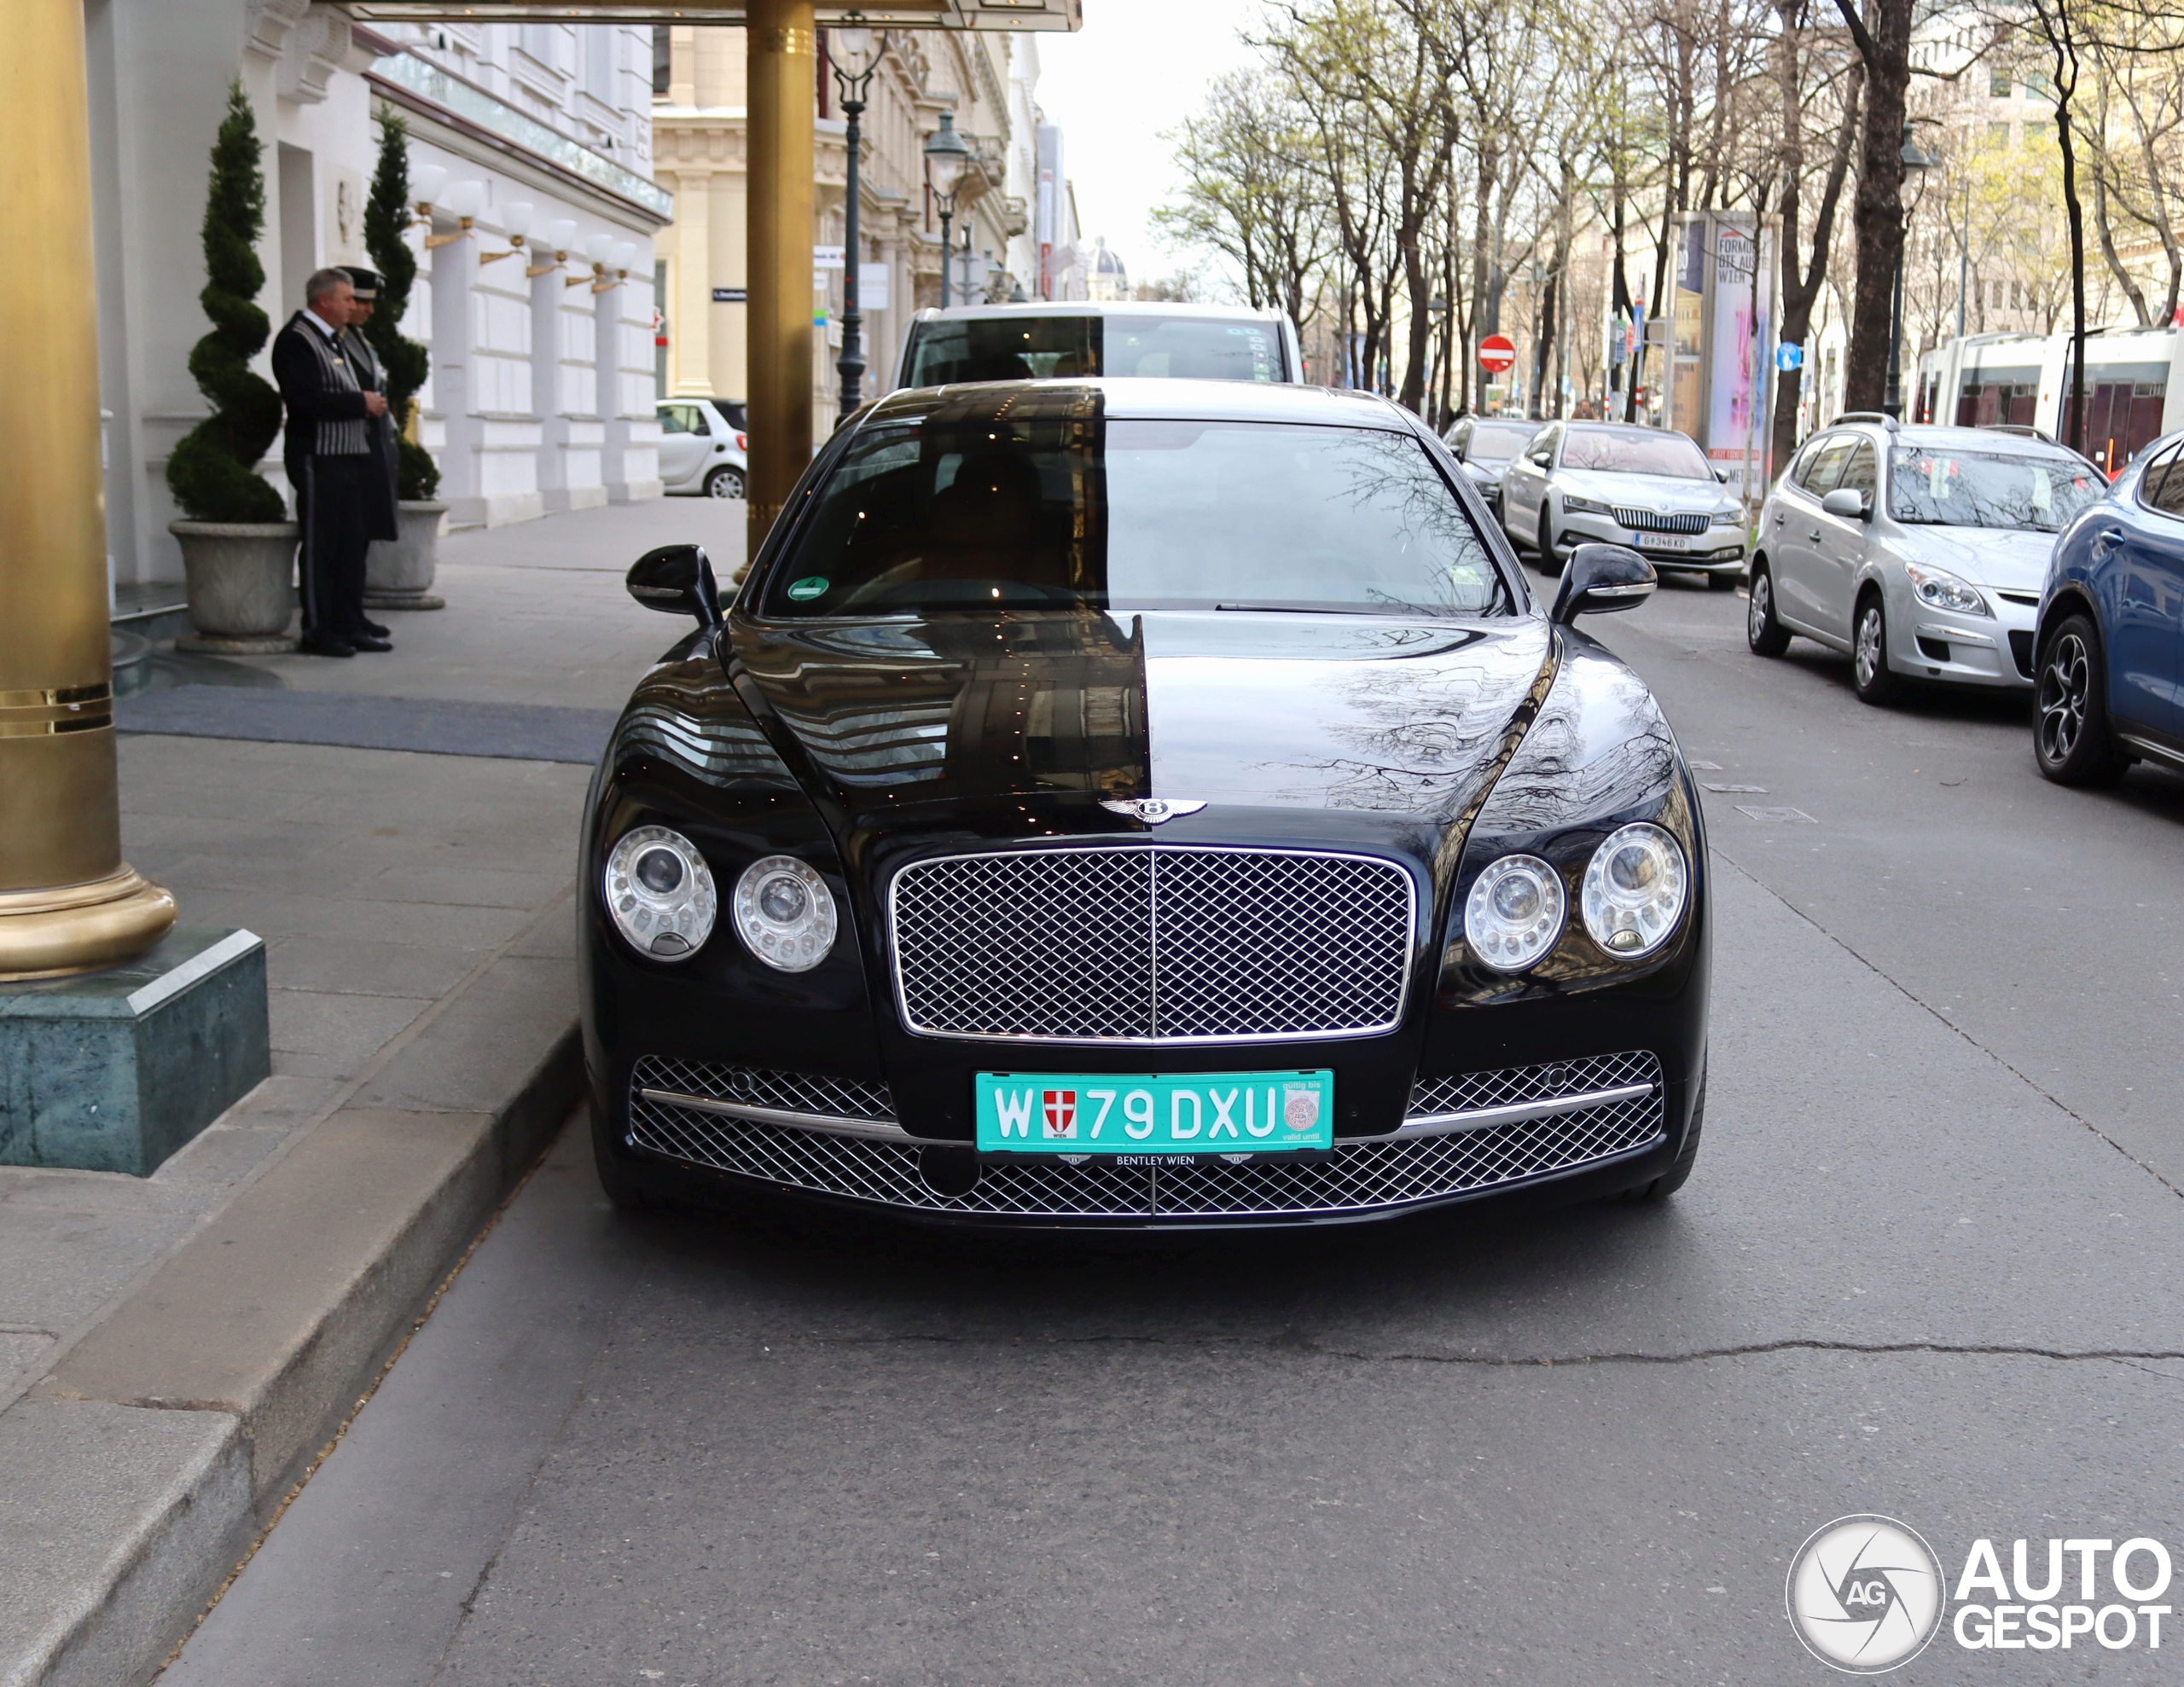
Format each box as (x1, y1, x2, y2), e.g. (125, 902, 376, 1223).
(286, 314, 369, 456)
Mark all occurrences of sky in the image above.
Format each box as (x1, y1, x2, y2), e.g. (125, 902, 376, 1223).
(1030, 0, 1269, 293)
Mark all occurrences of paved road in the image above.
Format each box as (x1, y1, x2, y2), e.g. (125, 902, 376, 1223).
(164, 580, 2184, 1684)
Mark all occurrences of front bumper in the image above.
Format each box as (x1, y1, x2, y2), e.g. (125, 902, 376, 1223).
(1560, 509, 1746, 573)
(1887, 578, 2036, 690)
(613, 1046, 1676, 1228)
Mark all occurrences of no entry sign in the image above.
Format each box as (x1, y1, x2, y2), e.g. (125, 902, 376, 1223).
(1478, 333, 1517, 374)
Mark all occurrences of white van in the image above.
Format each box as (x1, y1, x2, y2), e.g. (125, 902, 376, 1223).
(893, 301, 1304, 391)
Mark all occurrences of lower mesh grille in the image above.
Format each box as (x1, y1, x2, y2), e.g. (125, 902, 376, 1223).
(626, 1051, 1665, 1220)
(632, 1054, 895, 1122)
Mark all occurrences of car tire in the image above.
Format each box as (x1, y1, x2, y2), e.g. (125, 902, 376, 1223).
(1538, 523, 1567, 577)
(1745, 560, 1790, 656)
(2034, 612, 2131, 786)
(1850, 590, 1903, 706)
(1707, 568, 1740, 592)
(1618, 1071, 1705, 1203)
(704, 465, 746, 500)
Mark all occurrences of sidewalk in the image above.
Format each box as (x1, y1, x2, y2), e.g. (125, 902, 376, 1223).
(0, 497, 741, 1687)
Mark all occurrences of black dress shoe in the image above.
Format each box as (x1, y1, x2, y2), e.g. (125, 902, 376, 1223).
(348, 634, 393, 652)
(299, 635, 356, 658)
(360, 617, 391, 638)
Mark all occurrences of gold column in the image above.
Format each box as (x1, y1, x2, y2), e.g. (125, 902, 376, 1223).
(745, 0, 815, 559)
(0, 0, 174, 980)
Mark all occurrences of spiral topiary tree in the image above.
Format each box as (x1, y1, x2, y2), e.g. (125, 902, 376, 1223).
(364, 110, 440, 501)
(166, 82, 285, 524)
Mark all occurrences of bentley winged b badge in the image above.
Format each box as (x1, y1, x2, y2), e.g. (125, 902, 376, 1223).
(1099, 797, 1207, 824)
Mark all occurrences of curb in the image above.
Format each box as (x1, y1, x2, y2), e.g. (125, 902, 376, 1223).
(0, 971, 582, 1687)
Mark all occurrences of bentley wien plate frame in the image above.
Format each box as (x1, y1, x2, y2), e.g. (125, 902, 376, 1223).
(974, 1069, 1336, 1156)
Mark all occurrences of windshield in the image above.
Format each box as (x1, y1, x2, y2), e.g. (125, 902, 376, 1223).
(904, 316, 1287, 386)
(1464, 422, 1536, 461)
(1887, 448, 2104, 530)
(759, 409, 1510, 619)
(1560, 428, 1713, 478)
(904, 317, 1099, 386)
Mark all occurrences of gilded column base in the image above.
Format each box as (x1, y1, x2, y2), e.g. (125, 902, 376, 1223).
(0, 866, 178, 983)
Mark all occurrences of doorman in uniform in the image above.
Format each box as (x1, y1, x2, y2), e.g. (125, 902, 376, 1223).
(340, 265, 402, 566)
(272, 266, 391, 656)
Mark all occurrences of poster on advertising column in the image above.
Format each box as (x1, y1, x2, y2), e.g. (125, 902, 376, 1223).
(1705, 215, 1774, 499)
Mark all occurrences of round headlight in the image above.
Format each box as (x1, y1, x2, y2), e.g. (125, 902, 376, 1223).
(733, 855, 838, 972)
(1463, 854, 1566, 972)
(1581, 822, 1687, 959)
(604, 825, 717, 961)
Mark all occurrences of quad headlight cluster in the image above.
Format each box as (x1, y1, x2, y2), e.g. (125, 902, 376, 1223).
(1463, 822, 1688, 972)
(604, 830, 838, 971)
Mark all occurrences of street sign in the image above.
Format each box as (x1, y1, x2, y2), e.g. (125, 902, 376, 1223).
(1776, 341, 1804, 373)
(813, 244, 845, 270)
(1478, 333, 1517, 374)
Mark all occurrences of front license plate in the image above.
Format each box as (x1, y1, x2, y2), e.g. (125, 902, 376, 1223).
(975, 1070, 1334, 1155)
(1644, 532, 1692, 552)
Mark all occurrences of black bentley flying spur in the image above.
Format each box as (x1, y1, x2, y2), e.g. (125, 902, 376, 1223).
(582, 379, 1710, 1229)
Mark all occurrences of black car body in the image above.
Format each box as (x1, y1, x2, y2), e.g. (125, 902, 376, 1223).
(583, 380, 1711, 1230)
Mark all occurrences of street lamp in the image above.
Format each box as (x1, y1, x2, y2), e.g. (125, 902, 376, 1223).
(923, 110, 970, 309)
(1886, 123, 1940, 419)
(828, 17, 887, 418)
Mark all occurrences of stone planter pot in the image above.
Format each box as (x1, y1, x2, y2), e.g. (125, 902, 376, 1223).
(365, 500, 449, 611)
(169, 520, 299, 653)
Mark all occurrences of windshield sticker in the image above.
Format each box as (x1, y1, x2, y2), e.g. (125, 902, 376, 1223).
(787, 577, 830, 601)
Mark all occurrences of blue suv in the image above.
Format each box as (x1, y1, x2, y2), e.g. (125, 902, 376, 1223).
(2036, 431, 2184, 785)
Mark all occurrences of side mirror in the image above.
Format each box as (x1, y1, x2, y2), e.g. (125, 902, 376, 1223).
(1530, 450, 1553, 468)
(1551, 543, 1657, 625)
(1821, 487, 1870, 521)
(1713, 467, 1732, 484)
(626, 543, 723, 629)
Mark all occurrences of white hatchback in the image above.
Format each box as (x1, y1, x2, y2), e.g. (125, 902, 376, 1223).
(657, 397, 747, 499)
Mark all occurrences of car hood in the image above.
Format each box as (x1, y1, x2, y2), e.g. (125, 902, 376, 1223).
(727, 610, 1557, 877)
(1556, 469, 1731, 513)
(1889, 524, 2059, 591)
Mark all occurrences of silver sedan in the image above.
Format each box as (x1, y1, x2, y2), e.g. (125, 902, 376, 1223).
(1498, 420, 1748, 588)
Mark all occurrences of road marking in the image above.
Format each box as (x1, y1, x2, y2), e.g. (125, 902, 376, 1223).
(1734, 804, 1815, 823)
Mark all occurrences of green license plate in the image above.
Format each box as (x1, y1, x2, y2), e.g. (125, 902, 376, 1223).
(974, 1070, 1334, 1156)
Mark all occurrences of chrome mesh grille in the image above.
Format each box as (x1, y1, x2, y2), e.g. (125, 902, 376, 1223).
(1612, 507, 1711, 534)
(626, 1052, 1664, 1219)
(631, 1054, 896, 1122)
(889, 846, 1414, 1043)
(1407, 1049, 1659, 1116)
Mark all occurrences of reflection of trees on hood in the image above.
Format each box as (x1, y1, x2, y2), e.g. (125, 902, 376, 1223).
(1472, 648, 1677, 834)
(1261, 624, 1548, 813)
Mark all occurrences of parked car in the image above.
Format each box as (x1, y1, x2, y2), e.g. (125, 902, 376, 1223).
(1498, 420, 1747, 588)
(586, 378, 1711, 1230)
(1443, 415, 1536, 517)
(895, 301, 1303, 389)
(658, 397, 747, 499)
(1747, 414, 2104, 706)
(2031, 426, 2184, 784)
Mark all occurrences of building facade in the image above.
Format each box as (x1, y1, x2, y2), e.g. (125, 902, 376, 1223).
(653, 24, 1066, 410)
(86, 0, 667, 588)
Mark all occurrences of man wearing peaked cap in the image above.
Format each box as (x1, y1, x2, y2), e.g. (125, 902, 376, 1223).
(340, 266, 401, 633)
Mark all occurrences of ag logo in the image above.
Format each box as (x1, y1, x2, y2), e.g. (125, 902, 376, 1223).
(1786, 1515, 1945, 1673)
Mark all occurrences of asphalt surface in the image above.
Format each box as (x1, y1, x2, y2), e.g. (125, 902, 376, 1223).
(162, 578, 2184, 1685)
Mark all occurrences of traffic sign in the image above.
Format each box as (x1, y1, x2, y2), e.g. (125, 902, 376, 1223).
(1775, 341, 1804, 373)
(1478, 333, 1517, 374)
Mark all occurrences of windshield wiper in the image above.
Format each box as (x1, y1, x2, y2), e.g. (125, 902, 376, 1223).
(1215, 601, 1436, 616)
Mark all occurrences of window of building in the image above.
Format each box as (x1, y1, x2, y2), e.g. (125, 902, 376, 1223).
(1987, 120, 2012, 147)
(653, 26, 671, 96)
(1991, 67, 2011, 96)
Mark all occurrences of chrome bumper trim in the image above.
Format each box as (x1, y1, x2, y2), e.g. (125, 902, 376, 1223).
(635, 1087, 943, 1145)
(1370, 1081, 1658, 1140)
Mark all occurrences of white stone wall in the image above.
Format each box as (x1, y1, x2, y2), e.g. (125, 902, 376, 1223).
(86, 1, 666, 586)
